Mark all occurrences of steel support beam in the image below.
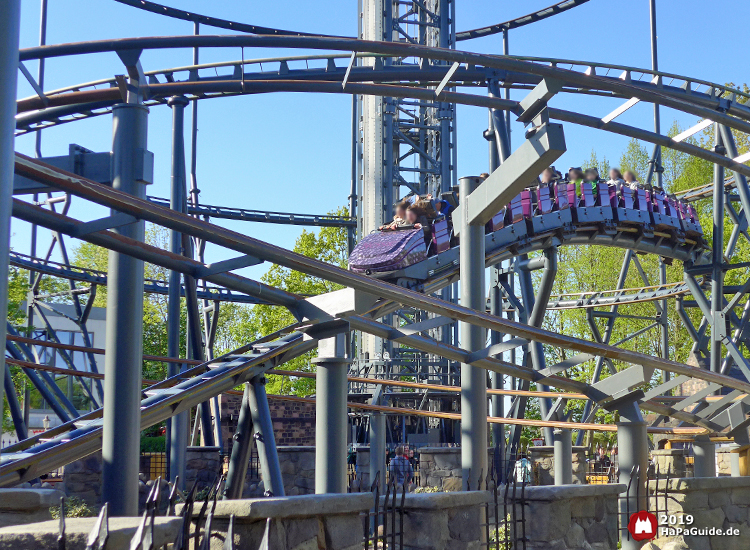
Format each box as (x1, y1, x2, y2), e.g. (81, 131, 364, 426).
(314, 333, 350, 493)
(369, 412, 386, 492)
(100, 103, 149, 516)
(224, 381, 255, 499)
(459, 175, 488, 490)
(246, 375, 285, 496)
(617, 404, 649, 550)
(0, 0, 22, 419)
(553, 428, 572, 485)
(711, 124, 726, 375)
(693, 435, 716, 477)
(166, 96, 189, 488)
(455, 123, 566, 229)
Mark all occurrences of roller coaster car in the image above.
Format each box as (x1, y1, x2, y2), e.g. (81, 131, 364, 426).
(573, 182, 614, 226)
(530, 184, 573, 234)
(431, 216, 452, 253)
(676, 201, 703, 238)
(349, 227, 428, 274)
(612, 185, 650, 227)
(651, 190, 682, 233)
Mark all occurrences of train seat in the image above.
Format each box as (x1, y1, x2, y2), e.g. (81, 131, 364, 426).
(431, 217, 452, 253)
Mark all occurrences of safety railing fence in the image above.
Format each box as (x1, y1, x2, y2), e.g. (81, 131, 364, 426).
(363, 473, 407, 550)
(475, 466, 529, 550)
(139, 452, 168, 481)
(617, 464, 676, 546)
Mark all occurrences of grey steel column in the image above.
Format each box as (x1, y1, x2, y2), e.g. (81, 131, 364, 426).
(369, 412, 386, 491)
(166, 96, 189, 488)
(648, 0, 663, 189)
(459, 176, 488, 490)
(730, 445, 742, 477)
(617, 404, 649, 550)
(224, 382, 254, 499)
(693, 436, 716, 477)
(314, 334, 351, 493)
(246, 376, 285, 496)
(487, 112, 505, 480)
(711, 124, 725, 374)
(0, 0, 22, 421)
(553, 428, 572, 485)
(101, 103, 149, 516)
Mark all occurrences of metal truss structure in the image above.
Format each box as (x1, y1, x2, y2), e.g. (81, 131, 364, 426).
(2, 3, 750, 547)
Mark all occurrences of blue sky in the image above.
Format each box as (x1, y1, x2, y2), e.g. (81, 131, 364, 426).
(11, 0, 750, 281)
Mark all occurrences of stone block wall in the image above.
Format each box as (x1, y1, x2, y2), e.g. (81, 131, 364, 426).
(188, 493, 372, 550)
(398, 491, 489, 550)
(241, 446, 316, 497)
(184, 446, 223, 494)
(529, 446, 587, 485)
(522, 484, 624, 550)
(219, 393, 315, 450)
(417, 447, 491, 491)
(652, 449, 687, 478)
(646, 477, 750, 550)
(62, 451, 102, 506)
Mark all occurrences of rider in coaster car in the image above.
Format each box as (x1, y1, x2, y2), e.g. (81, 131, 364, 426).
(584, 167, 600, 195)
(623, 170, 640, 191)
(539, 167, 555, 189)
(568, 167, 584, 198)
(405, 203, 432, 244)
(379, 201, 408, 231)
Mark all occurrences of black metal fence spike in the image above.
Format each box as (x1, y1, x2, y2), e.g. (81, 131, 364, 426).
(223, 514, 235, 550)
(57, 497, 66, 550)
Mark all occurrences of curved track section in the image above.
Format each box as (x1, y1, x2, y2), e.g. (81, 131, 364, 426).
(455, 0, 592, 41)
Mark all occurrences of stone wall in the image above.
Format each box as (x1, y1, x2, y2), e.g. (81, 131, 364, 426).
(186, 493, 372, 550)
(522, 484, 624, 550)
(184, 446, 223, 494)
(529, 446, 587, 485)
(652, 449, 687, 478)
(62, 451, 102, 506)
(398, 491, 489, 550)
(0, 488, 64, 528)
(417, 447, 491, 491)
(647, 477, 750, 550)
(219, 393, 315, 450)
(241, 446, 316, 497)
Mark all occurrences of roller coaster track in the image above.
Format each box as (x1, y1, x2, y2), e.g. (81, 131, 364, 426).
(112, 0, 592, 44)
(7, 157, 750, 446)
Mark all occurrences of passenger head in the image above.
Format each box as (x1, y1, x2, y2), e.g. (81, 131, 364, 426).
(540, 167, 555, 183)
(609, 168, 623, 181)
(479, 172, 490, 181)
(568, 167, 584, 181)
(406, 204, 427, 224)
(623, 171, 637, 183)
(395, 201, 408, 219)
(584, 168, 599, 182)
(395, 445, 404, 456)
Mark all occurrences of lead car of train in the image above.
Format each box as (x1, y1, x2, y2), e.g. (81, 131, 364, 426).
(349, 180, 705, 281)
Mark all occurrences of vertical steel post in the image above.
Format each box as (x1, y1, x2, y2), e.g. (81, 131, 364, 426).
(693, 436, 716, 477)
(246, 376, 285, 496)
(553, 428, 572, 485)
(166, 96, 189, 487)
(648, 0, 663, 189)
(224, 382, 254, 499)
(730, 445, 742, 477)
(711, 124, 725, 374)
(349, 93, 358, 254)
(101, 103, 149, 516)
(369, 412, 386, 492)
(314, 334, 351, 493)
(617, 404, 649, 550)
(0, 0, 21, 425)
(459, 176, 488, 490)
